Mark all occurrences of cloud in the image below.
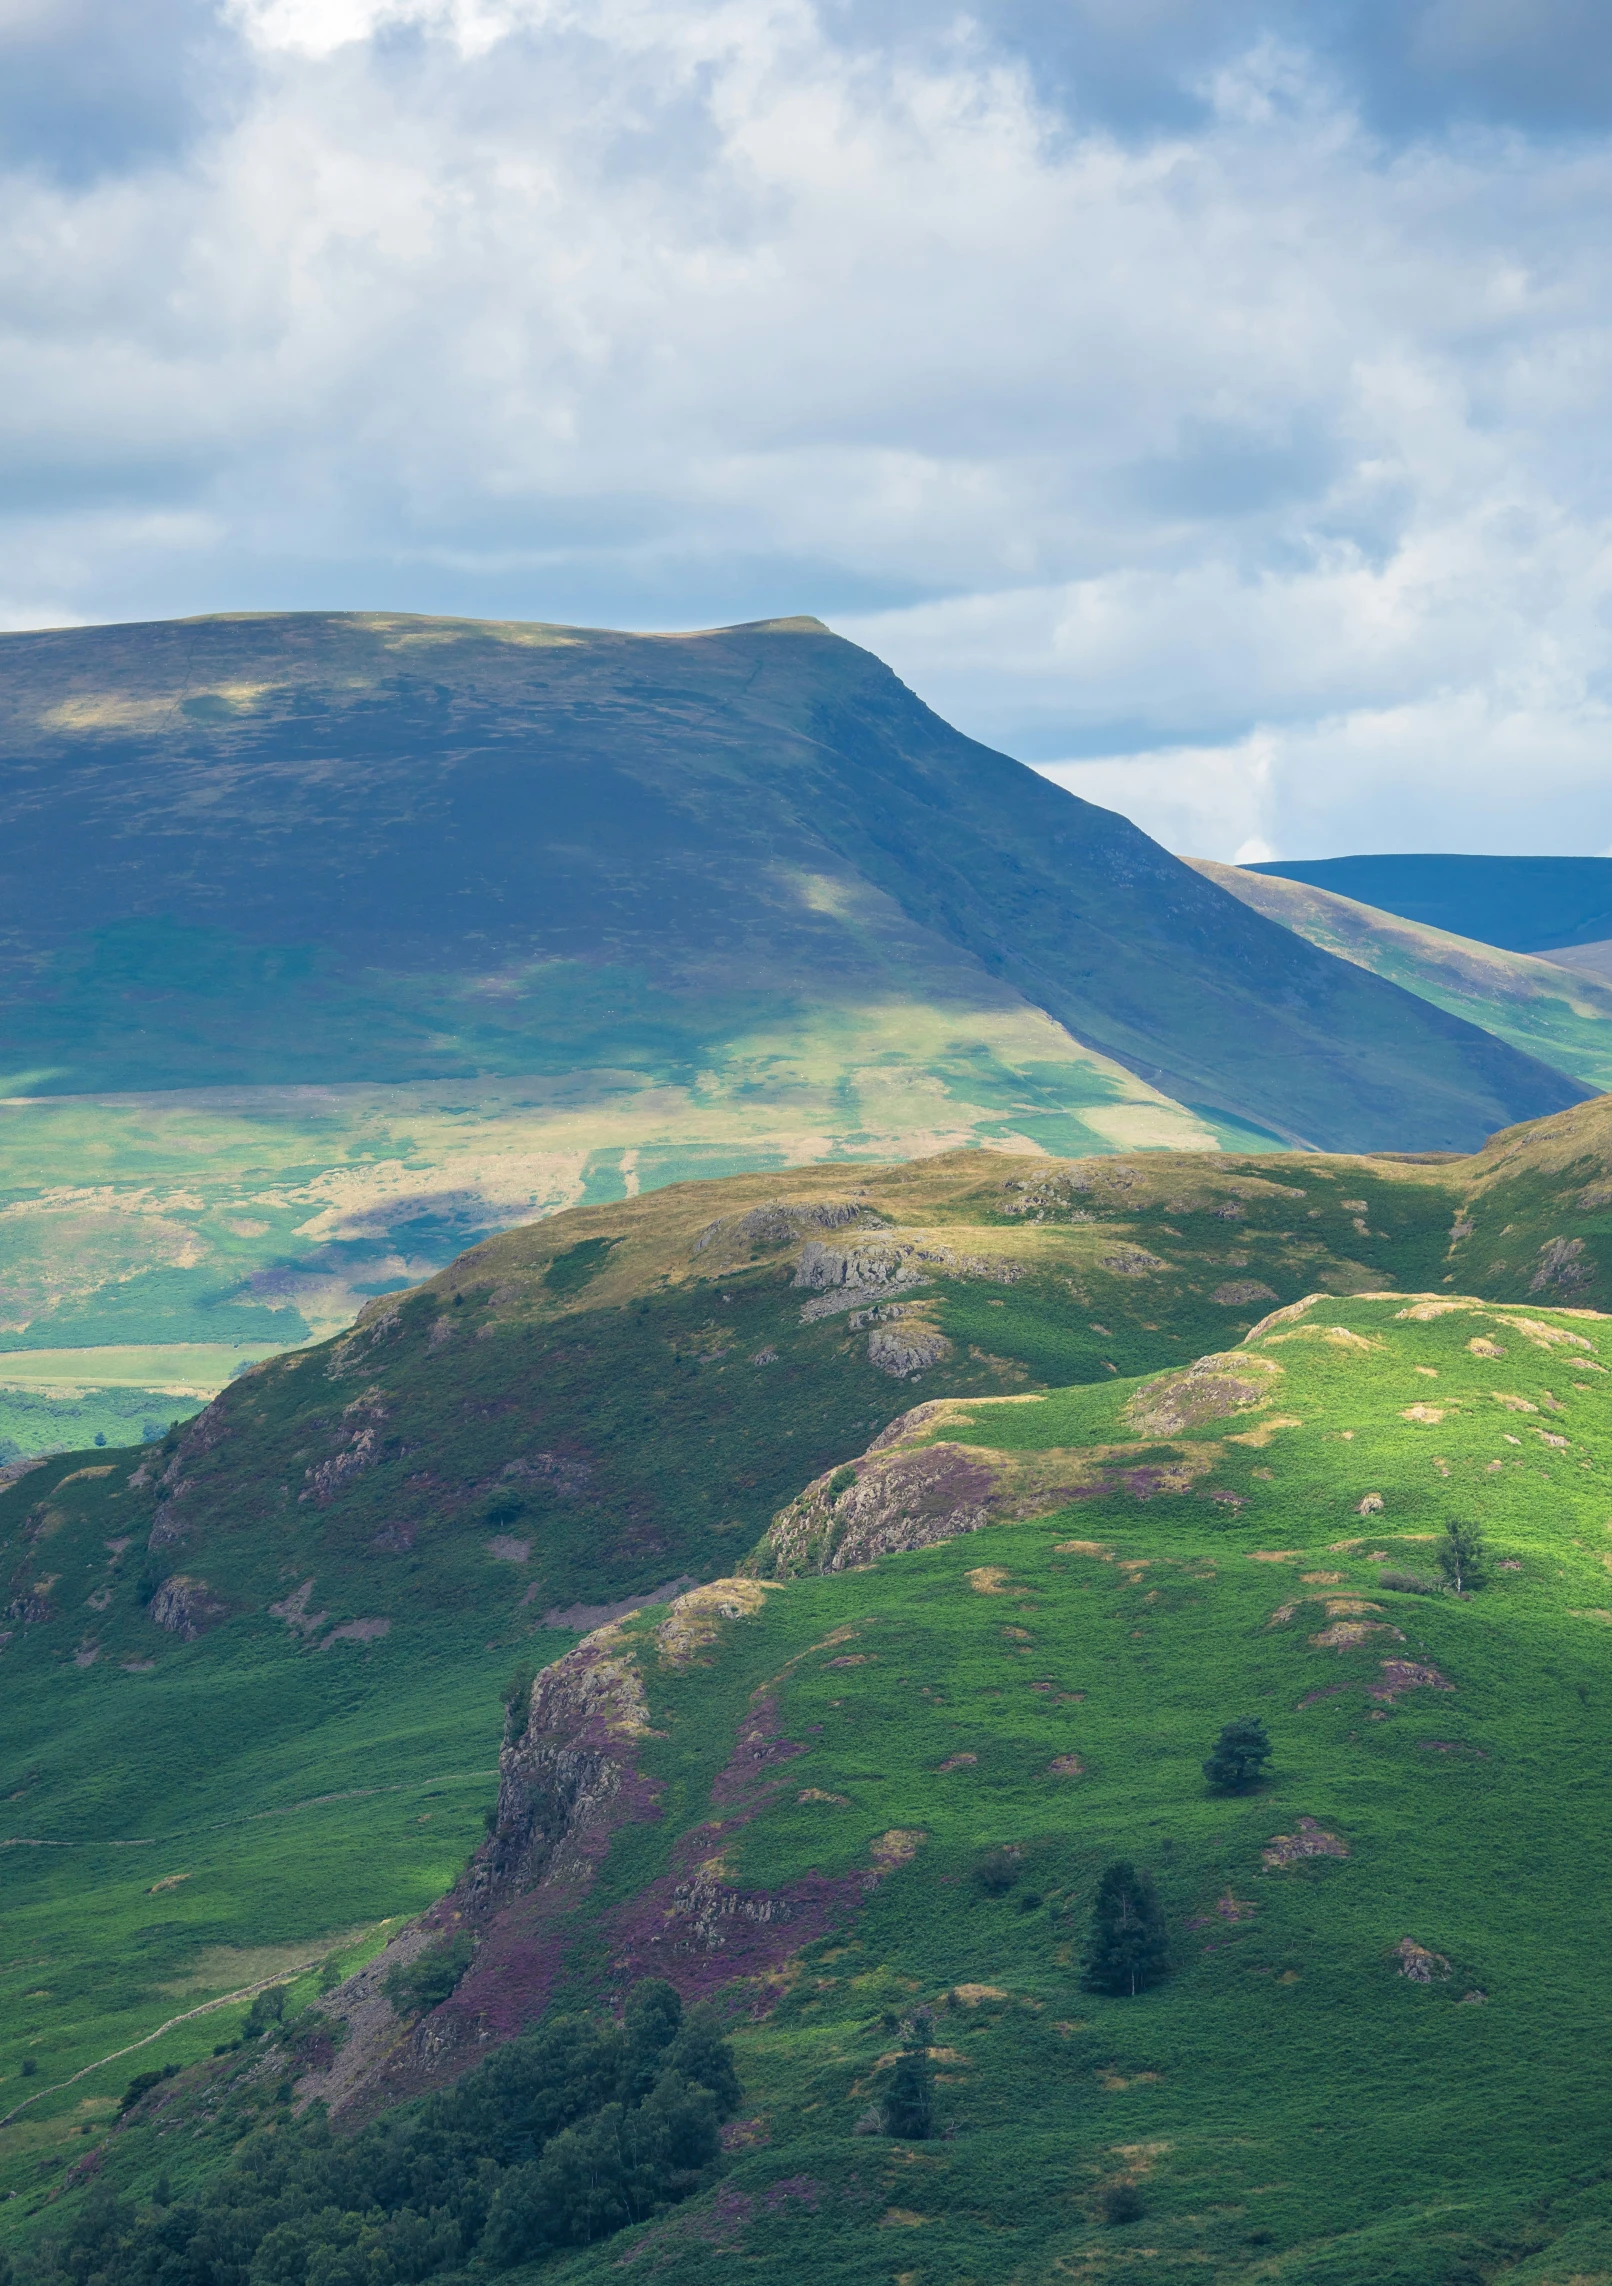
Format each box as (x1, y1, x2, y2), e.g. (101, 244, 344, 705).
(3, 1, 1612, 855)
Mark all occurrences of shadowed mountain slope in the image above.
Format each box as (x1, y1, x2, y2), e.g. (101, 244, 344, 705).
(1191, 859, 1612, 1094)
(0, 610, 1587, 1153)
(1247, 852, 1612, 956)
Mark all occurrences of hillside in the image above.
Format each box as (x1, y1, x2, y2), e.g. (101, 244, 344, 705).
(0, 612, 1590, 1459)
(5, 1102, 1612, 2194)
(1247, 852, 1612, 957)
(1191, 859, 1612, 1093)
(15, 1280, 1612, 2285)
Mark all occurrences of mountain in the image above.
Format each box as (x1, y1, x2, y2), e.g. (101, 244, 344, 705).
(1191, 859, 1612, 1094)
(1246, 851, 1612, 957)
(10, 1247, 1612, 2280)
(0, 612, 1590, 1459)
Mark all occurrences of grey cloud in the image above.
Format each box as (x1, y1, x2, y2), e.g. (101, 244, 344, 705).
(0, 0, 243, 179)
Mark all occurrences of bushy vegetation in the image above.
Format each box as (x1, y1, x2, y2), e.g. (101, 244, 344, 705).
(17, 1985, 736, 2286)
(1202, 1717, 1272, 1795)
(1081, 1862, 1170, 1997)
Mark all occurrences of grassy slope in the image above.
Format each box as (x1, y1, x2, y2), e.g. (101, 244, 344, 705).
(0, 1148, 1452, 2190)
(42, 1289, 1612, 2286)
(1194, 858, 1612, 1092)
(539, 1291, 1612, 2283)
(12, 1116, 1612, 2270)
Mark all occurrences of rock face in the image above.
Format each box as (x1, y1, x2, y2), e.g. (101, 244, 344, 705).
(757, 1444, 1000, 1576)
(1123, 1351, 1282, 1436)
(146, 1575, 229, 1640)
(694, 1199, 882, 1259)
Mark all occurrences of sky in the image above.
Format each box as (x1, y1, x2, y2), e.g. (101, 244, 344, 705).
(4, 0, 1612, 860)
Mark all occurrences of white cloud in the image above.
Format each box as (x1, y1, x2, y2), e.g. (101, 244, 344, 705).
(3, 3, 1612, 853)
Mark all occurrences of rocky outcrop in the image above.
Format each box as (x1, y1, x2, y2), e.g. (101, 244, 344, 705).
(146, 1575, 229, 1640)
(1122, 1351, 1282, 1436)
(694, 1199, 883, 1259)
(301, 1387, 389, 1504)
(865, 1319, 953, 1378)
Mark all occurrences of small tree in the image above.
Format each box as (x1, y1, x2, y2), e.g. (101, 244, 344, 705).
(881, 2012, 935, 2139)
(1203, 1716, 1272, 1794)
(1437, 1518, 1486, 1595)
(1082, 1862, 1169, 1997)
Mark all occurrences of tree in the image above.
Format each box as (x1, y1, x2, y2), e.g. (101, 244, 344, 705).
(1082, 1862, 1170, 1997)
(1437, 1518, 1487, 1594)
(881, 2013, 935, 2140)
(1203, 1716, 1272, 1794)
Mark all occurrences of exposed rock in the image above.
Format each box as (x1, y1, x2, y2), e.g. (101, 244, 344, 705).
(695, 1199, 881, 1258)
(269, 1580, 329, 1636)
(486, 1535, 531, 1564)
(540, 1574, 698, 1631)
(1368, 1659, 1453, 1701)
(1394, 1936, 1451, 1983)
(370, 1524, 415, 1551)
(1212, 1280, 1279, 1306)
(867, 1323, 952, 1378)
(147, 1575, 229, 1641)
(301, 1387, 389, 1504)
(1531, 1235, 1593, 1292)
(1100, 1248, 1168, 1277)
(323, 1617, 392, 1646)
(1262, 1816, 1348, 1869)
(1124, 1351, 1282, 1436)
(653, 1578, 775, 1668)
(753, 1429, 1211, 1579)
(1357, 1493, 1384, 1515)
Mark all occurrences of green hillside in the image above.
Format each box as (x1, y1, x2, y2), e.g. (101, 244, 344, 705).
(0, 612, 1592, 1463)
(1192, 859, 1612, 1093)
(15, 1283, 1612, 2286)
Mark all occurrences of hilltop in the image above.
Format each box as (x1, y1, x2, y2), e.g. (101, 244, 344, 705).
(0, 613, 1589, 1458)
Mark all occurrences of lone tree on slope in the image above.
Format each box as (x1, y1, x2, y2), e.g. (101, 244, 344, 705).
(1203, 1716, 1273, 1794)
(1437, 1518, 1487, 1594)
(881, 2012, 936, 2139)
(1082, 1862, 1170, 1997)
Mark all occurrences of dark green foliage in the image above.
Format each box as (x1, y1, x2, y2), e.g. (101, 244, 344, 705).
(501, 1666, 537, 1745)
(1438, 1518, 1488, 1594)
(19, 2059, 36, 2078)
(974, 1846, 1020, 1896)
(26, 1988, 736, 2283)
(243, 1988, 287, 2038)
(1100, 2182, 1145, 2225)
(1202, 1716, 1272, 1794)
(383, 1933, 474, 2020)
(1082, 1861, 1170, 1997)
(880, 2016, 936, 2141)
(544, 1238, 622, 1296)
(825, 1467, 857, 1502)
(1378, 1567, 1440, 1595)
(117, 2072, 165, 2116)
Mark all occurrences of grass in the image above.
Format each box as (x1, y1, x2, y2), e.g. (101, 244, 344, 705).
(10, 1147, 1612, 2278)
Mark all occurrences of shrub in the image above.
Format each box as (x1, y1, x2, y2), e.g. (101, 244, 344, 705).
(20, 2058, 37, 2077)
(1203, 1717, 1271, 1794)
(1379, 1568, 1439, 1594)
(244, 1985, 288, 2038)
(1082, 1861, 1170, 1997)
(1101, 2182, 1145, 2225)
(385, 1931, 475, 2019)
(826, 1467, 857, 1502)
(974, 1846, 1020, 1896)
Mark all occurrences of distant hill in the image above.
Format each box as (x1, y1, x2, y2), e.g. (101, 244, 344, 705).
(1246, 851, 1612, 955)
(0, 611, 1585, 1148)
(1192, 860, 1612, 1094)
(0, 612, 1591, 1458)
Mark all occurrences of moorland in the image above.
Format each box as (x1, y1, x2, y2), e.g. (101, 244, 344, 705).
(6, 1095, 1612, 2282)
